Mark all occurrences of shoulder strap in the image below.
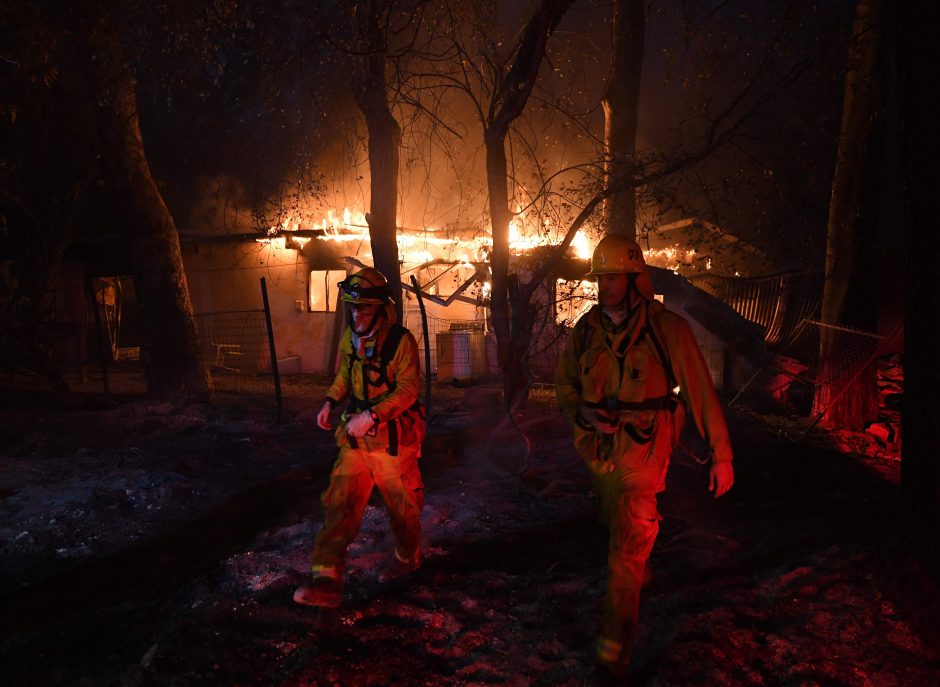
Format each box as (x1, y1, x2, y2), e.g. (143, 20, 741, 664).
(366, 324, 408, 392)
(379, 325, 407, 368)
(573, 306, 599, 359)
(643, 307, 678, 391)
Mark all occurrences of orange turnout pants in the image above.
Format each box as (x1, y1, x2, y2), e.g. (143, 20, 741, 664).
(310, 443, 423, 580)
(591, 462, 666, 673)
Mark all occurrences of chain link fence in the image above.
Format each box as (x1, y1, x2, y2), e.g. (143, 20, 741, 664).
(408, 313, 492, 381)
(729, 318, 903, 434)
(194, 310, 276, 395)
(407, 300, 568, 384)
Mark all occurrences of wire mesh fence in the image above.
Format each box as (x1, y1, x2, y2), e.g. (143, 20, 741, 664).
(194, 310, 276, 395)
(407, 304, 569, 384)
(729, 318, 900, 427)
(409, 313, 492, 381)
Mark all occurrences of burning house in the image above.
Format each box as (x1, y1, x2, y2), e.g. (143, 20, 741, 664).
(174, 206, 603, 383)
(40, 207, 770, 396)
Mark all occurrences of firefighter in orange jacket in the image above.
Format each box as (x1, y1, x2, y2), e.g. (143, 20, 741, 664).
(294, 267, 426, 608)
(555, 235, 734, 679)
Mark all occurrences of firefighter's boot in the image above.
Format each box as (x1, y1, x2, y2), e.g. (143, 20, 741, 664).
(378, 549, 421, 584)
(293, 576, 343, 608)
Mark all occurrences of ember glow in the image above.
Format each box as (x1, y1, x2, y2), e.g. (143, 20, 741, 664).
(645, 245, 717, 274)
(257, 206, 600, 319)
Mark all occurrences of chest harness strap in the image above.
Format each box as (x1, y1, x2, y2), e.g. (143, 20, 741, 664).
(346, 325, 414, 456)
(581, 302, 681, 419)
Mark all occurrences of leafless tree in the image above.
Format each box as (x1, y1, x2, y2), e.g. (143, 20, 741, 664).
(603, 0, 645, 237)
(348, 0, 406, 320)
(81, 1, 210, 400)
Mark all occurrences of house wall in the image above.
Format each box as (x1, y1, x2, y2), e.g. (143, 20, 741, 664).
(181, 241, 489, 376)
(181, 240, 339, 373)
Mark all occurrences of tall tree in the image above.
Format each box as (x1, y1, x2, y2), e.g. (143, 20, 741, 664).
(815, 0, 886, 429)
(603, 0, 645, 238)
(899, 0, 940, 564)
(351, 0, 404, 320)
(427, 0, 825, 407)
(82, 2, 210, 400)
(479, 0, 573, 409)
(0, 4, 104, 389)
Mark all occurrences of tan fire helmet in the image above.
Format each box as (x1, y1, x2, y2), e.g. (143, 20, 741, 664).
(587, 235, 648, 276)
(586, 235, 655, 300)
(338, 268, 392, 304)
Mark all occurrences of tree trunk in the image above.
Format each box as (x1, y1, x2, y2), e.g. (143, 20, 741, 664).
(815, 0, 885, 429)
(352, 0, 403, 322)
(482, 0, 572, 408)
(85, 4, 210, 401)
(484, 133, 519, 406)
(899, 0, 940, 565)
(602, 0, 645, 238)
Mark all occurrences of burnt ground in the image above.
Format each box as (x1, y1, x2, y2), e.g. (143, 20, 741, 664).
(0, 373, 938, 687)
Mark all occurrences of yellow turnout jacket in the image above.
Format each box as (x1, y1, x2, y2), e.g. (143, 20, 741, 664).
(555, 299, 732, 470)
(326, 312, 424, 455)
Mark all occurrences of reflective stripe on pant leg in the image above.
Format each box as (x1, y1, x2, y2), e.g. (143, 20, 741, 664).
(310, 446, 374, 575)
(596, 637, 622, 665)
(310, 565, 342, 580)
(600, 486, 661, 668)
(372, 443, 423, 565)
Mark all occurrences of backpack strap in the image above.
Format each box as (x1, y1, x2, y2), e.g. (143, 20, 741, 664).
(643, 310, 678, 393)
(581, 302, 681, 416)
(378, 324, 408, 385)
(351, 325, 408, 455)
(357, 324, 408, 394)
(573, 306, 599, 360)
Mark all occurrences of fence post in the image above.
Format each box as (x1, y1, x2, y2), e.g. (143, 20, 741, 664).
(411, 275, 432, 415)
(260, 277, 283, 424)
(85, 276, 110, 399)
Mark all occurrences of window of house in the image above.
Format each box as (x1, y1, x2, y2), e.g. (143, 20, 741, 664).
(309, 270, 346, 312)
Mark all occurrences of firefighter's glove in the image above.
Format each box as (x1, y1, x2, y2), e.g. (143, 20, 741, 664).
(579, 405, 619, 435)
(709, 460, 734, 499)
(345, 410, 376, 438)
(316, 401, 334, 431)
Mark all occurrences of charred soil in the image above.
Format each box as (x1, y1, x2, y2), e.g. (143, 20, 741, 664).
(1, 379, 938, 686)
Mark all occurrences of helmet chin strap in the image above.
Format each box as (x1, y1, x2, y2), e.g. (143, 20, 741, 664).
(613, 274, 640, 316)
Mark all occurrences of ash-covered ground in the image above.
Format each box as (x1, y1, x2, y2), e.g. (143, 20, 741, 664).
(1, 374, 937, 687)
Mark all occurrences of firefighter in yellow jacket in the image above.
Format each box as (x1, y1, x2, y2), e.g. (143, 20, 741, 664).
(555, 235, 734, 679)
(294, 267, 426, 608)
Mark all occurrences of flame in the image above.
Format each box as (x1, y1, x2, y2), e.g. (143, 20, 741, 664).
(571, 231, 590, 259)
(268, 205, 596, 276)
(255, 236, 287, 249)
